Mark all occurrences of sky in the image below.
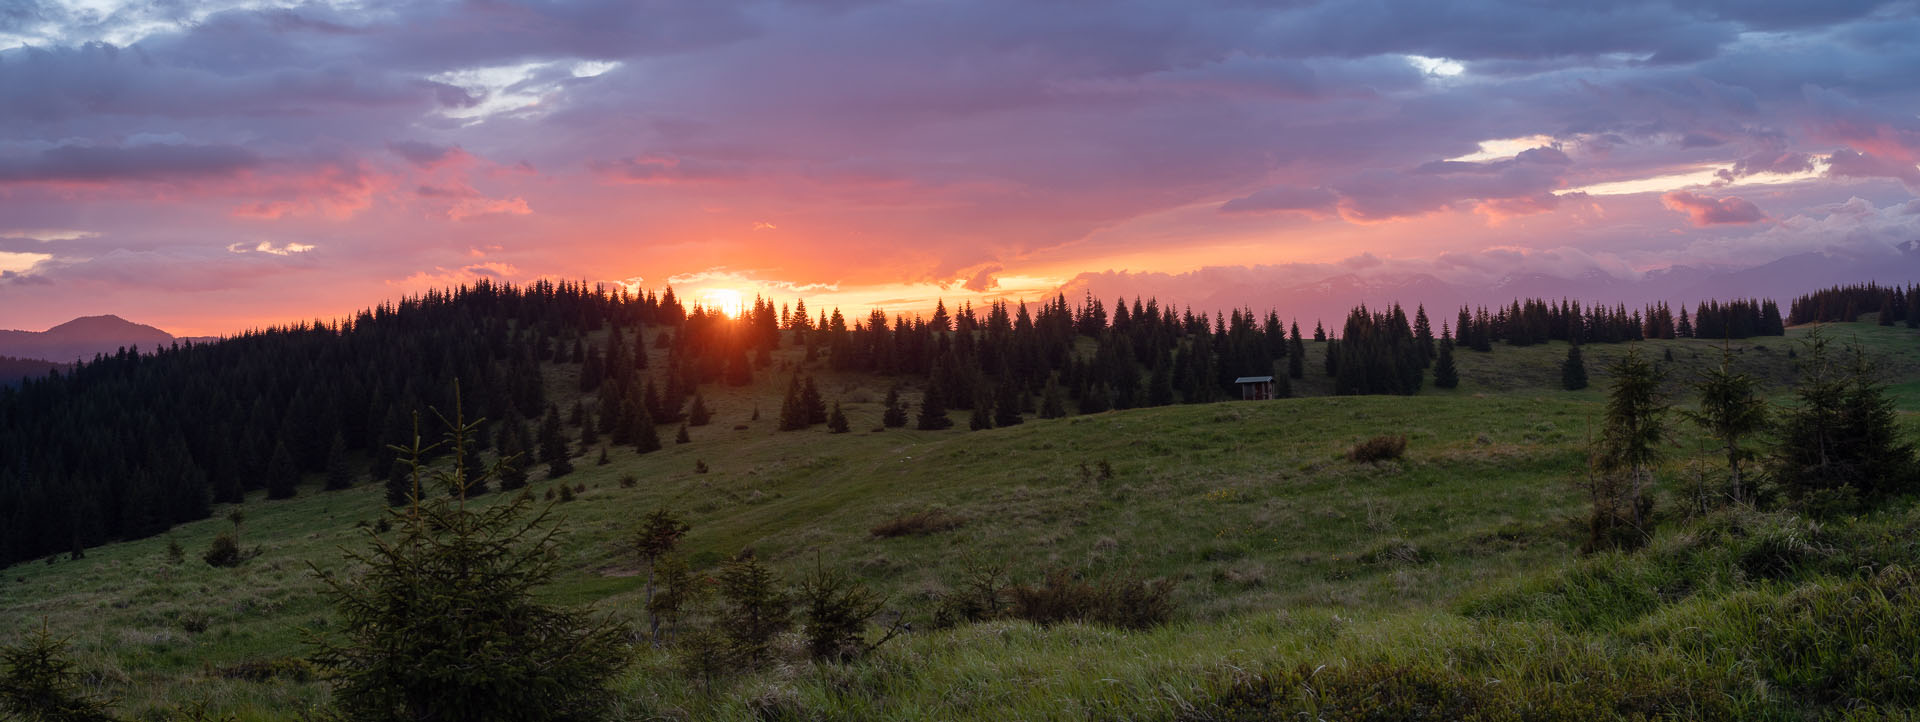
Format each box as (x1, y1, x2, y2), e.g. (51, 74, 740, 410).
(1, 0, 1918, 335)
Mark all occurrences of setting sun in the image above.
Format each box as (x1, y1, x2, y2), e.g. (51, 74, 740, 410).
(699, 288, 744, 317)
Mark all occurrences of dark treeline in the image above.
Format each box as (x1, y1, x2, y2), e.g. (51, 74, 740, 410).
(1788, 282, 1920, 327)
(0, 281, 686, 567)
(1, 280, 1800, 567)
(1451, 297, 1784, 351)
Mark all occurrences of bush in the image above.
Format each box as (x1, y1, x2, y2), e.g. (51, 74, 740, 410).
(869, 509, 965, 539)
(619, 474, 638, 489)
(202, 532, 244, 568)
(1348, 435, 1407, 463)
(215, 657, 313, 682)
(1006, 569, 1176, 630)
(797, 563, 900, 662)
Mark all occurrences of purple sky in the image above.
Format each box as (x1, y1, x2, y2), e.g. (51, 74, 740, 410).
(2, 0, 1918, 334)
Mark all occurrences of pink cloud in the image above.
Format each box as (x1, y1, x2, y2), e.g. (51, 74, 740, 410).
(1660, 190, 1767, 226)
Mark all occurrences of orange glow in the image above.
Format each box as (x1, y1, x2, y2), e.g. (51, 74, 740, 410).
(699, 288, 745, 317)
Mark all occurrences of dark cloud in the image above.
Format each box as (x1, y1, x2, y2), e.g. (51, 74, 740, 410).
(0, 143, 258, 183)
(1661, 191, 1768, 225)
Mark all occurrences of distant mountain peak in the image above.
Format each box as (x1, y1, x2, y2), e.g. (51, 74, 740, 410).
(0, 314, 180, 362)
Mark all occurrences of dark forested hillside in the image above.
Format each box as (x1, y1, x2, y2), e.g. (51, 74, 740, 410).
(0, 282, 1797, 567)
(0, 356, 65, 387)
(1789, 282, 1920, 326)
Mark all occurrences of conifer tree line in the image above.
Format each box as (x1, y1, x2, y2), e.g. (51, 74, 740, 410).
(1787, 282, 1920, 327)
(0, 279, 1801, 567)
(1451, 297, 1784, 351)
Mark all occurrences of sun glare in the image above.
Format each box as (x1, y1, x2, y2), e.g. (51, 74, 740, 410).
(701, 288, 745, 317)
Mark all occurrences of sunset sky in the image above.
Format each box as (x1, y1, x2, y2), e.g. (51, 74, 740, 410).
(3, 0, 1919, 335)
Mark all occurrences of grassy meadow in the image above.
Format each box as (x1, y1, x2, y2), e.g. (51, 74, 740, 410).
(4, 318, 1920, 720)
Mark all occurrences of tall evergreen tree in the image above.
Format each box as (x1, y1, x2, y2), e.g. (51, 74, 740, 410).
(1287, 322, 1305, 379)
(1561, 345, 1588, 391)
(801, 376, 828, 425)
(1588, 349, 1668, 551)
(538, 406, 573, 479)
(1774, 334, 1918, 505)
(881, 386, 910, 428)
(687, 393, 712, 427)
(916, 386, 953, 430)
(1038, 375, 1067, 419)
(1683, 347, 1770, 505)
(324, 433, 355, 491)
(1433, 332, 1459, 390)
(265, 440, 299, 500)
(828, 403, 851, 434)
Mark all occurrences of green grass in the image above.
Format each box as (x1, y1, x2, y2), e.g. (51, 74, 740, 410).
(4, 321, 1919, 720)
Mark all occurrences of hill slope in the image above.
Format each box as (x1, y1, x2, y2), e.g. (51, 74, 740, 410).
(3, 320, 1918, 719)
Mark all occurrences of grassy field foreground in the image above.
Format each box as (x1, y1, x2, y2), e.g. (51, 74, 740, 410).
(3, 322, 1919, 720)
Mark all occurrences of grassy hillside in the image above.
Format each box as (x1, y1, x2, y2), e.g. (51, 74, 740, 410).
(3, 320, 1918, 720)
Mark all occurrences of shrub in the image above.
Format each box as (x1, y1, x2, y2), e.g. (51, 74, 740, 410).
(869, 509, 965, 539)
(557, 484, 576, 503)
(931, 561, 1009, 628)
(202, 532, 244, 568)
(1006, 569, 1176, 630)
(215, 657, 313, 683)
(1348, 435, 1407, 463)
(619, 474, 638, 489)
(797, 563, 900, 662)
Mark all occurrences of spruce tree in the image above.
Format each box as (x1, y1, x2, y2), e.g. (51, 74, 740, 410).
(715, 554, 792, 668)
(994, 377, 1026, 426)
(828, 403, 851, 434)
(309, 405, 631, 722)
(916, 387, 953, 430)
(265, 440, 299, 500)
(1682, 347, 1770, 505)
(1038, 376, 1067, 419)
(778, 376, 809, 431)
(1433, 333, 1459, 389)
(687, 394, 711, 427)
(633, 406, 662, 454)
(1287, 322, 1305, 379)
(0, 625, 122, 722)
(632, 508, 690, 643)
(675, 424, 691, 444)
(324, 433, 355, 491)
(538, 406, 573, 479)
(1561, 345, 1589, 391)
(801, 377, 828, 425)
(882, 386, 910, 428)
(1588, 349, 1668, 551)
(968, 394, 993, 431)
(1774, 334, 1918, 505)
(385, 462, 413, 507)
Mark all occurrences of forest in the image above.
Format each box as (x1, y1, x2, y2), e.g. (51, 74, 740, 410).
(0, 280, 1830, 568)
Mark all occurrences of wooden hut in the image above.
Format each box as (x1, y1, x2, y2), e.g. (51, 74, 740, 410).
(1234, 375, 1275, 400)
